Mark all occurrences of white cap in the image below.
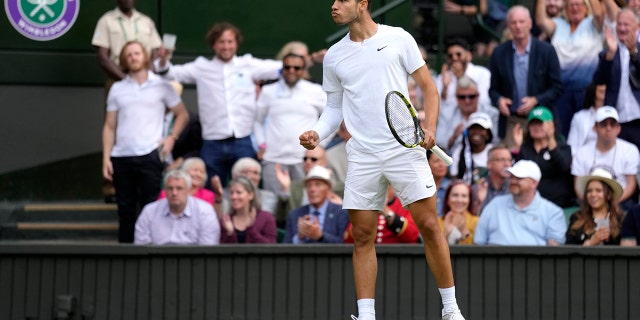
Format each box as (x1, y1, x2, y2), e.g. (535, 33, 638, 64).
(595, 106, 619, 123)
(304, 165, 332, 187)
(506, 160, 541, 182)
(466, 112, 493, 130)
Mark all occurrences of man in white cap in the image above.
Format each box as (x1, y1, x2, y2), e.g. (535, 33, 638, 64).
(571, 106, 639, 209)
(474, 160, 566, 245)
(283, 165, 349, 243)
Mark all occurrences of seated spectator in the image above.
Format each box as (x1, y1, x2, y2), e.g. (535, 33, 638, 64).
(221, 157, 278, 215)
(474, 144, 512, 212)
(159, 157, 215, 205)
(513, 106, 575, 208)
(474, 160, 566, 245)
(284, 165, 349, 243)
(436, 76, 498, 150)
(566, 168, 624, 245)
(438, 180, 480, 245)
(621, 204, 640, 246)
(344, 185, 420, 244)
(134, 169, 220, 245)
(449, 112, 495, 185)
(567, 83, 607, 155)
(428, 150, 452, 216)
(571, 106, 639, 209)
(219, 176, 277, 243)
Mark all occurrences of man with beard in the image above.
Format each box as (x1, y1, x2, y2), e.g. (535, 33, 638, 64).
(474, 160, 566, 245)
(102, 41, 189, 243)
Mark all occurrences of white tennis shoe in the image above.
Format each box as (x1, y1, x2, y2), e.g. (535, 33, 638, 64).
(442, 306, 465, 320)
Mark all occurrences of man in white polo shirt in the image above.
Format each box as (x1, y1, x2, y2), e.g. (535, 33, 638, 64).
(102, 41, 189, 243)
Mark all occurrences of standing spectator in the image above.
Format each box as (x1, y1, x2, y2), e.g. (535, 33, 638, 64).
(535, 0, 604, 137)
(566, 168, 624, 245)
(571, 107, 639, 208)
(474, 144, 512, 212)
(593, 9, 640, 150)
(255, 53, 326, 200)
(512, 106, 575, 208)
(436, 76, 498, 150)
(92, 0, 161, 91)
(489, 5, 563, 150)
(344, 186, 420, 244)
(449, 112, 495, 185)
(567, 83, 607, 155)
(134, 170, 220, 245)
(435, 37, 492, 119)
(102, 41, 189, 243)
(219, 176, 277, 244)
(428, 150, 452, 217)
(532, 0, 565, 41)
(275, 41, 326, 80)
(284, 166, 349, 244)
(474, 160, 567, 245)
(438, 180, 480, 245)
(156, 22, 282, 186)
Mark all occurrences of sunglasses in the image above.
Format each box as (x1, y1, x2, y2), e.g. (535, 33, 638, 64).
(303, 156, 319, 162)
(283, 65, 303, 71)
(596, 119, 619, 128)
(447, 51, 464, 59)
(456, 94, 478, 100)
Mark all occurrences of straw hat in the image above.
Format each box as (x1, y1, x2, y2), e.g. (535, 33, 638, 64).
(575, 168, 623, 202)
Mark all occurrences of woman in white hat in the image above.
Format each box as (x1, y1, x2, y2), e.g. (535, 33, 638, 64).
(566, 167, 624, 245)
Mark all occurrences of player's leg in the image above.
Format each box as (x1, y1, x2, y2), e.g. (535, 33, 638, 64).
(349, 209, 379, 320)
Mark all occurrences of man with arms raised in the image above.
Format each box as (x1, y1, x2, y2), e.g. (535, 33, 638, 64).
(299, 1, 464, 319)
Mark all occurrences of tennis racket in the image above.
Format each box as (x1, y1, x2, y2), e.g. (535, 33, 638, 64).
(385, 90, 453, 166)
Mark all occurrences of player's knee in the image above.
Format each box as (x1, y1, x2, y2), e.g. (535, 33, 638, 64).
(415, 217, 440, 240)
(351, 224, 376, 246)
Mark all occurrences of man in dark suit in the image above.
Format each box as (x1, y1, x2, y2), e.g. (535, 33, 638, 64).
(593, 8, 640, 150)
(284, 165, 349, 243)
(489, 5, 563, 150)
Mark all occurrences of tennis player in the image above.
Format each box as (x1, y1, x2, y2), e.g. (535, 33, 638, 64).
(299, 1, 464, 319)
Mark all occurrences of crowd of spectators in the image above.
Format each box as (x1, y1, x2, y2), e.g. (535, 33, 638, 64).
(94, 0, 640, 246)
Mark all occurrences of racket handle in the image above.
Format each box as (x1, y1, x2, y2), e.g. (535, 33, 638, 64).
(431, 145, 453, 166)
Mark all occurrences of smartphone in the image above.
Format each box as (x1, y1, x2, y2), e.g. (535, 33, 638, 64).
(595, 218, 610, 230)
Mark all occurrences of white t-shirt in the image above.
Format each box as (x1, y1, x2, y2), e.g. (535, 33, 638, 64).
(255, 78, 326, 164)
(107, 71, 181, 157)
(571, 139, 640, 189)
(322, 24, 425, 153)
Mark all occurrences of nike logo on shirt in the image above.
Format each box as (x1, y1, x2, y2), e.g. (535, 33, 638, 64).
(377, 46, 388, 51)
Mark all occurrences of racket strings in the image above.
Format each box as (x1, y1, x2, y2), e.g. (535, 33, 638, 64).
(387, 97, 423, 145)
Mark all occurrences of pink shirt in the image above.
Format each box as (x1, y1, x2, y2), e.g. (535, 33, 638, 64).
(158, 188, 215, 204)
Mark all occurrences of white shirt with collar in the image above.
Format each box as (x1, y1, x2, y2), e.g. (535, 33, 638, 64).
(255, 78, 326, 164)
(107, 71, 181, 157)
(134, 196, 221, 245)
(157, 54, 282, 140)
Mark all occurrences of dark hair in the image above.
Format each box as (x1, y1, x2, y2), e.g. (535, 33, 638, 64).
(118, 41, 149, 73)
(569, 180, 622, 239)
(446, 37, 472, 51)
(206, 22, 243, 47)
(441, 180, 476, 217)
(282, 53, 306, 69)
(582, 82, 597, 109)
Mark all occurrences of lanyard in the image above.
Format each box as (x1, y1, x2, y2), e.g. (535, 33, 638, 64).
(117, 17, 139, 42)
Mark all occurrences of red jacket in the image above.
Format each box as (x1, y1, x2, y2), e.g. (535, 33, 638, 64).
(343, 197, 420, 244)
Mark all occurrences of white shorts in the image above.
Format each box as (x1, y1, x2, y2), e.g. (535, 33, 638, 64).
(343, 142, 436, 211)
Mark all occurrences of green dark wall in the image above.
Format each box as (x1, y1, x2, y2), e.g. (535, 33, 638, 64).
(0, 0, 412, 86)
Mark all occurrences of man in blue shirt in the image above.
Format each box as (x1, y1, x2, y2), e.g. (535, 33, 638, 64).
(474, 160, 566, 245)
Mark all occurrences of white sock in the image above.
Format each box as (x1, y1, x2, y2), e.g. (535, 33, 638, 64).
(439, 286, 459, 311)
(357, 298, 376, 320)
